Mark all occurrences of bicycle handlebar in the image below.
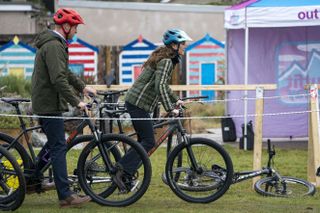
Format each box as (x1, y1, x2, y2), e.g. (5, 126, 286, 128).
(97, 89, 128, 97)
(180, 95, 208, 101)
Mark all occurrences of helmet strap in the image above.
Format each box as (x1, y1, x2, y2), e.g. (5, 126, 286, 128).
(61, 24, 72, 43)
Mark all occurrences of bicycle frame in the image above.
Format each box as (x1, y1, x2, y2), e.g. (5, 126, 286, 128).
(1, 99, 115, 181)
(232, 140, 279, 184)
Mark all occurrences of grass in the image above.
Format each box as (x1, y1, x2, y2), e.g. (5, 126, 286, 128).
(15, 144, 320, 213)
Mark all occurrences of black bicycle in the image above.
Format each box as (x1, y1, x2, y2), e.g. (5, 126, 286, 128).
(0, 97, 152, 207)
(232, 140, 315, 197)
(94, 94, 234, 203)
(0, 145, 26, 211)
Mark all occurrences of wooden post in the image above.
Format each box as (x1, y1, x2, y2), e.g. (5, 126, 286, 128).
(307, 84, 320, 186)
(252, 87, 264, 187)
(105, 46, 111, 80)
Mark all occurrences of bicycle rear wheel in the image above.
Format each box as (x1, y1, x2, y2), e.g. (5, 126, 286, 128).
(165, 137, 233, 203)
(0, 146, 26, 211)
(254, 176, 316, 197)
(0, 132, 33, 172)
(77, 134, 151, 207)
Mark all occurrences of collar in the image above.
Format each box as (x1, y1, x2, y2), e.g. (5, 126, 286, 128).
(53, 30, 67, 42)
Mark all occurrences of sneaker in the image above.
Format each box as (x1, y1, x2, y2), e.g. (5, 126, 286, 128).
(41, 180, 55, 191)
(112, 164, 137, 193)
(59, 194, 91, 208)
(26, 180, 55, 194)
(122, 174, 139, 192)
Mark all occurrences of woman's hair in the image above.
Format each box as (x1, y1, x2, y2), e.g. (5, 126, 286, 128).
(142, 46, 176, 70)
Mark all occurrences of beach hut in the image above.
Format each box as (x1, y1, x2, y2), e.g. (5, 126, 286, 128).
(68, 36, 99, 81)
(185, 34, 225, 100)
(0, 36, 35, 79)
(119, 35, 157, 84)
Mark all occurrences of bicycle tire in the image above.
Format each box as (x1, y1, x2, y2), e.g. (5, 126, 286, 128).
(165, 137, 233, 203)
(77, 134, 152, 207)
(0, 146, 26, 211)
(254, 176, 316, 197)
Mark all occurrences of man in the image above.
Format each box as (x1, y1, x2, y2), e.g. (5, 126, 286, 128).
(31, 8, 96, 208)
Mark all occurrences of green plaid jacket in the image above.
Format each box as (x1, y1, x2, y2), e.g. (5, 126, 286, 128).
(125, 58, 178, 113)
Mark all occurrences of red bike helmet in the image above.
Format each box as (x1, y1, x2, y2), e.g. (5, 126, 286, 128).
(53, 8, 84, 26)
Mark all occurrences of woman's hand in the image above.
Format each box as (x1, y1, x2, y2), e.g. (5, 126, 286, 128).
(171, 109, 180, 117)
(176, 99, 184, 106)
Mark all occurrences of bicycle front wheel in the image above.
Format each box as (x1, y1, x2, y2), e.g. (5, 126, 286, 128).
(0, 146, 26, 211)
(254, 176, 316, 197)
(165, 137, 233, 203)
(77, 134, 151, 207)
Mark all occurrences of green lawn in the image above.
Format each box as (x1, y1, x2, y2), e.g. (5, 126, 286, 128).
(15, 144, 320, 213)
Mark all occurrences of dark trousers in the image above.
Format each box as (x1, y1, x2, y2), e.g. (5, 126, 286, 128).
(39, 116, 72, 200)
(118, 102, 155, 175)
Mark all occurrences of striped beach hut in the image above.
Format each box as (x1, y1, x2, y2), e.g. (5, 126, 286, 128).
(119, 35, 157, 84)
(186, 34, 225, 100)
(0, 36, 36, 79)
(68, 36, 99, 81)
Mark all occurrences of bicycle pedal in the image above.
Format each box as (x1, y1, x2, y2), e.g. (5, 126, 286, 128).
(212, 164, 226, 172)
(130, 180, 140, 192)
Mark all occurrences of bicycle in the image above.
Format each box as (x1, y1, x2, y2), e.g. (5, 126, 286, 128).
(0, 97, 152, 207)
(231, 139, 315, 197)
(0, 145, 26, 211)
(130, 96, 234, 203)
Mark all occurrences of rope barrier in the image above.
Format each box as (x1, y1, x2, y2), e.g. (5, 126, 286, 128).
(0, 92, 314, 121)
(0, 92, 309, 105)
(0, 109, 315, 121)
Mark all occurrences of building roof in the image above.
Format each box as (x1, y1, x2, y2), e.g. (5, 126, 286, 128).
(59, 0, 226, 13)
(0, 3, 39, 12)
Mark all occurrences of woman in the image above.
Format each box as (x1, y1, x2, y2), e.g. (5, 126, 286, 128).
(113, 29, 192, 192)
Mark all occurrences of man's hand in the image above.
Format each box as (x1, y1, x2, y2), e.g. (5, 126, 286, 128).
(78, 101, 87, 110)
(83, 86, 97, 98)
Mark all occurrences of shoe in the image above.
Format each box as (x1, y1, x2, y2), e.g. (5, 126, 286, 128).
(59, 194, 91, 208)
(112, 164, 138, 193)
(26, 180, 55, 194)
(41, 180, 55, 191)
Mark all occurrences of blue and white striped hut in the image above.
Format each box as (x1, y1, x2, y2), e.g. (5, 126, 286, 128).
(119, 35, 157, 84)
(185, 34, 225, 100)
(0, 36, 36, 79)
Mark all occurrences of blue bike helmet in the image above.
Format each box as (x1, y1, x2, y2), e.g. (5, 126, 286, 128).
(162, 29, 192, 45)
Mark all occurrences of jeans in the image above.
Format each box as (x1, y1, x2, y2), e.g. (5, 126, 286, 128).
(39, 116, 72, 200)
(118, 102, 155, 175)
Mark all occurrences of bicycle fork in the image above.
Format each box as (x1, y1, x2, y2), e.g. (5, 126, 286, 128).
(177, 119, 201, 174)
(90, 126, 115, 174)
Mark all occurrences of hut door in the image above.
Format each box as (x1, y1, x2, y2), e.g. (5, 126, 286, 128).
(9, 68, 24, 78)
(133, 65, 142, 80)
(201, 63, 215, 100)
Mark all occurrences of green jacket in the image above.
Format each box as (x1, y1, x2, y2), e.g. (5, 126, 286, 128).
(125, 58, 178, 113)
(31, 30, 85, 115)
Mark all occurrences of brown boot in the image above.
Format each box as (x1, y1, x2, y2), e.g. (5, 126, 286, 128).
(59, 194, 91, 208)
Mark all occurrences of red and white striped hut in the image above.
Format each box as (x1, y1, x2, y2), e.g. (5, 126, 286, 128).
(68, 36, 98, 82)
(185, 34, 225, 100)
